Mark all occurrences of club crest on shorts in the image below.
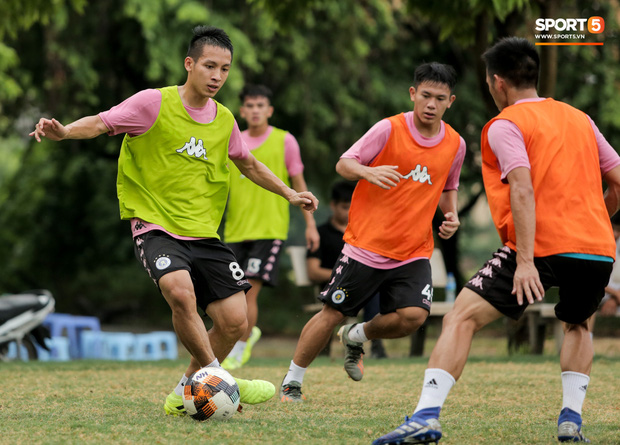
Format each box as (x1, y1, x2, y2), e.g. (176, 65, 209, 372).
(331, 288, 347, 304)
(155, 255, 171, 270)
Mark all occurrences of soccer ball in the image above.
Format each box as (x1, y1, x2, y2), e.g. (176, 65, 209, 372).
(183, 366, 240, 421)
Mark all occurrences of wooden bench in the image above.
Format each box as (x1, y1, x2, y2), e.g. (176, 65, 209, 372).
(507, 303, 619, 354)
(512, 303, 562, 354)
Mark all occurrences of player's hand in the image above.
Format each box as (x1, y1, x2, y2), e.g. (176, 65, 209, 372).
(29, 118, 68, 142)
(599, 298, 618, 316)
(438, 212, 460, 239)
(364, 165, 403, 189)
(512, 261, 544, 305)
(305, 225, 320, 252)
(289, 191, 318, 213)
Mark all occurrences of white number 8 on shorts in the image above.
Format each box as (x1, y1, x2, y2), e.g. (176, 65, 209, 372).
(229, 262, 245, 280)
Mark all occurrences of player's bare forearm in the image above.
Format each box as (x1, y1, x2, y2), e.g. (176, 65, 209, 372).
(603, 165, 620, 217)
(291, 173, 317, 224)
(233, 155, 318, 212)
(307, 258, 332, 284)
(438, 190, 459, 239)
(290, 173, 319, 250)
(508, 168, 536, 264)
(234, 154, 294, 199)
(336, 157, 402, 189)
(507, 167, 544, 304)
(29, 115, 109, 142)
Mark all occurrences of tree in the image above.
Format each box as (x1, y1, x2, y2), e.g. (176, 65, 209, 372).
(0, 0, 618, 327)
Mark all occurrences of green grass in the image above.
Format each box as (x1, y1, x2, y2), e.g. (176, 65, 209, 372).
(0, 338, 618, 444)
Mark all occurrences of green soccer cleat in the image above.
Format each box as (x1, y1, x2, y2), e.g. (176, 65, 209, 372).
(221, 355, 242, 371)
(337, 323, 365, 381)
(163, 392, 186, 416)
(241, 326, 262, 365)
(234, 377, 275, 404)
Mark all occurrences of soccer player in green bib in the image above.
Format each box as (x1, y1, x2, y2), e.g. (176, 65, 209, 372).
(221, 85, 320, 370)
(29, 26, 318, 416)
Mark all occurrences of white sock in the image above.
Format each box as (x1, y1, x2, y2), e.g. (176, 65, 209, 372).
(562, 371, 590, 415)
(174, 375, 189, 396)
(206, 358, 220, 368)
(175, 359, 221, 395)
(282, 360, 307, 385)
(414, 368, 456, 412)
(348, 323, 369, 343)
(230, 341, 246, 362)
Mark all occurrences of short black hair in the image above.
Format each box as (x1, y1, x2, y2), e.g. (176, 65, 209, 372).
(187, 26, 233, 61)
(240, 84, 273, 103)
(611, 211, 620, 226)
(482, 37, 539, 89)
(331, 181, 356, 203)
(413, 62, 457, 92)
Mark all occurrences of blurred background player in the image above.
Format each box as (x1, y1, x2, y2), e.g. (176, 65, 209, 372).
(374, 37, 620, 445)
(222, 84, 320, 370)
(29, 26, 319, 416)
(306, 180, 387, 358)
(280, 62, 465, 402)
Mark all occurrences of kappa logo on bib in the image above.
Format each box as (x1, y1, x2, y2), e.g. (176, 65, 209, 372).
(403, 164, 432, 185)
(155, 255, 172, 270)
(176, 136, 208, 160)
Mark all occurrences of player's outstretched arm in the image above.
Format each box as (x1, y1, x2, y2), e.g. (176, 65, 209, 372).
(29, 115, 109, 142)
(437, 190, 460, 239)
(232, 154, 318, 213)
(336, 157, 403, 190)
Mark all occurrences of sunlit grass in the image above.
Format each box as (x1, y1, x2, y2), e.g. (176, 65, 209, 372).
(0, 335, 617, 444)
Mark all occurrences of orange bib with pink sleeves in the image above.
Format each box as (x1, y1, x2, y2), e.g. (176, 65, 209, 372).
(481, 98, 615, 258)
(343, 113, 461, 261)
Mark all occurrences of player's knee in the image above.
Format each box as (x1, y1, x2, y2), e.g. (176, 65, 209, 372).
(320, 305, 347, 325)
(165, 286, 197, 314)
(443, 309, 477, 334)
(398, 307, 428, 334)
(563, 320, 589, 333)
(217, 313, 248, 342)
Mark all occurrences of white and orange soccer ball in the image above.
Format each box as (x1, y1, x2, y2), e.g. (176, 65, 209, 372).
(183, 366, 240, 421)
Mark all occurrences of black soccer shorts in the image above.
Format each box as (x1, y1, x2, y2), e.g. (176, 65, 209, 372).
(317, 253, 433, 317)
(134, 230, 251, 311)
(227, 239, 284, 286)
(464, 246, 612, 324)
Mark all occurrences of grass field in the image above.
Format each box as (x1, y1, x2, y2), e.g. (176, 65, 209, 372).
(1, 336, 618, 445)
